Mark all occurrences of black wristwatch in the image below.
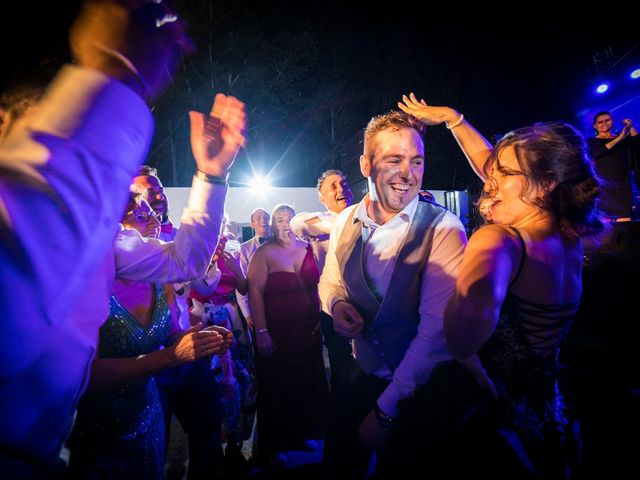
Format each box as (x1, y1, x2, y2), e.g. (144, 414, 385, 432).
(374, 404, 395, 430)
(195, 170, 228, 185)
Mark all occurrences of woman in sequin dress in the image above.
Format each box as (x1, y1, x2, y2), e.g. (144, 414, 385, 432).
(68, 195, 230, 479)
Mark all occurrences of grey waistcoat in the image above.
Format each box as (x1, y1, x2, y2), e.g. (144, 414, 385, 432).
(335, 195, 446, 374)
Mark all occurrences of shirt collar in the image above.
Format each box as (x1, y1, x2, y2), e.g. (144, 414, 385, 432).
(353, 193, 419, 227)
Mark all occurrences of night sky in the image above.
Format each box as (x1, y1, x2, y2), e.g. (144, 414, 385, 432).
(4, 1, 639, 194)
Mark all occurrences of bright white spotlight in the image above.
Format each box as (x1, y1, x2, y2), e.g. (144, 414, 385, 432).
(630, 68, 640, 80)
(595, 83, 609, 94)
(249, 175, 271, 191)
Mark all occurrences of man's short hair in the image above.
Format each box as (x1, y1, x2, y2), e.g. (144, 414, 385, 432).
(250, 208, 269, 223)
(316, 169, 346, 192)
(137, 165, 159, 177)
(363, 111, 426, 158)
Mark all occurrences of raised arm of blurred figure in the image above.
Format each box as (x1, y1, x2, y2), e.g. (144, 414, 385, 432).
(398, 92, 493, 180)
(115, 93, 247, 283)
(0, 0, 193, 472)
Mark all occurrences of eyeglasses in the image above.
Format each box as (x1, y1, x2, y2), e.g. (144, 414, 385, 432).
(125, 210, 160, 223)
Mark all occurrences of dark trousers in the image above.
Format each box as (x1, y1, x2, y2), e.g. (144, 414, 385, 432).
(324, 358, 504, 478)
(382, 361, 492, 477)
(156, 358, 223, 479)
(319, 311, 352, 392)
(322, 356, 389, 477)
(382, 361, 534, 479)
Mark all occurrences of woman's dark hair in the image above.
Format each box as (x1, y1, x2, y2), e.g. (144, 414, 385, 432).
(483, 121, 604, 237)
(592, 111, 611, 125)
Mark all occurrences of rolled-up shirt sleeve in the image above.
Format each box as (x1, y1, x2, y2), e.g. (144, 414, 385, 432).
(115, 176, 226, 283)
(318, 207, 353, 315)
(291, 211, 334, 241)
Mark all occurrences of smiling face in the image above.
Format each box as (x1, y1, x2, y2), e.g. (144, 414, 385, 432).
(271, 207, 295, 243)
(593, 113, 613, 138)
(132, 174, 168, 222)
(250, 209, 271, 238)
(319, 174, 353, 213)
(360, 127, 424, 224)
(122, 199, 161, 239)
(484, 145, 542, 226)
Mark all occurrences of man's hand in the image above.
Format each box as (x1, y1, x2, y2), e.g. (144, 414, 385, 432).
(358, 409, 391, 451)
(332, 300, 365, 338)
(189, 94, 247, 178)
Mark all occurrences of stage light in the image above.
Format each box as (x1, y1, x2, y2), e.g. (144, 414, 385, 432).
(249, 175, 271, 192)
(630, 68, 640, 80)
(595, 83, 609, 94)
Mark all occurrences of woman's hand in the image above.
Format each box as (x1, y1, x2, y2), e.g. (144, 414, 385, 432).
(203, 324, 234, 355)
(170, 322, 225, 364)
(397, 92, 459, 126)
(222, 250, 243, 276)
(256, 330, 275, 357)
(211, 238, 226, 264)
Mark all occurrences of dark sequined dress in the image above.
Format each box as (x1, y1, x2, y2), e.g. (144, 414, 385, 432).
(68, 284, 172, 479)
(477, 228, 580, 478)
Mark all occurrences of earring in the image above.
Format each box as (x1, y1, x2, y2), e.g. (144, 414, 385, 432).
(535, 197, 545, 209)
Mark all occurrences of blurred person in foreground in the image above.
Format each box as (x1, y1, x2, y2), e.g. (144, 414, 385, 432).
(0, 1, 246, 475)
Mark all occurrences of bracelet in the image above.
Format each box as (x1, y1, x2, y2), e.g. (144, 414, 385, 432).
(256, 328, 269, 335)
(373, 403, 395, 430)
(195, 170, 229, 185)
(445, 113, 464, 130)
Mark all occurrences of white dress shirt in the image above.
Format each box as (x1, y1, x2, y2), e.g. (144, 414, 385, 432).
(319, 194, 466, 417)
(290, 209, 339, 273)
(236, 235, 266, 318)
